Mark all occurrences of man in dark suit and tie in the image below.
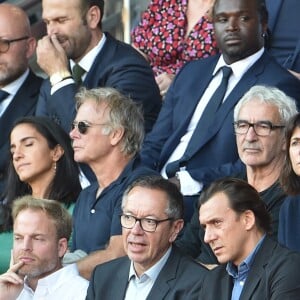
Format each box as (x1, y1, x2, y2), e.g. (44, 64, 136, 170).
(0, 3, 42, 201)
(35, 0, 161, 134)
(140, 0, 300, 220)
(198, 178, 300, 299)
(86, 176, 208, 300)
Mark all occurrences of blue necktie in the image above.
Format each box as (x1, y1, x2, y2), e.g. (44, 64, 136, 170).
(166, 66, 232, 178)
(0, 90, 9, 103)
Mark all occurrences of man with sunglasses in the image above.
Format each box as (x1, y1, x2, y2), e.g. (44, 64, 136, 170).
(176, 85, 298, 265)
(65, 87, 158, 280)
(0, 4, 42, 202)
(86, 176, 208, 300)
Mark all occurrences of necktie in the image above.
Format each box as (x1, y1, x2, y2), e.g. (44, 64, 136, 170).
(0, 90, 9, 103)
(72, 64, 86, 85)
(166, 66, 232, 178)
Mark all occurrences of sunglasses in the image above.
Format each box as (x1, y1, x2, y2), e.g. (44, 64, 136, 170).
(71, 121, 109, 134)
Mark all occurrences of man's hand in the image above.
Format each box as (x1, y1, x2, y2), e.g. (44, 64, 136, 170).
(0, 260, 24, 300)
(36, 35, 69, 77)
(155, 73, 175, 98)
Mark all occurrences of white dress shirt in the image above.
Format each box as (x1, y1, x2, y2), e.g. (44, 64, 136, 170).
(16, 263, 88, 300)
(124, 247, 172, 300)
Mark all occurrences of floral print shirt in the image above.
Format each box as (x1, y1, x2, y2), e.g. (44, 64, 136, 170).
(131, 0, 219, 76)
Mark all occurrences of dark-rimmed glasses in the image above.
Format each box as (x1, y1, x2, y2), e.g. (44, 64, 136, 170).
(233, 120, 285, 137)
(71, 121, 109, 134)
(0, 36, 29, 53)
(120, 214, 173, 232)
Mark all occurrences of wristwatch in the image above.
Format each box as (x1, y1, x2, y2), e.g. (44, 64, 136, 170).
(50, 71, 72, 86)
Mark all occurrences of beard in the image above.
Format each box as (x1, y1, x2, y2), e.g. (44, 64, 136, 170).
(0, 61, 27, 87)
(18, 257, 59, 280)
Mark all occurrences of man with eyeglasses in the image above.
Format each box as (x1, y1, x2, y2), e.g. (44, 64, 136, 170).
(176, 85, 298, 265)
(0, 3, 42, 203)
(86, 176, 208, 300)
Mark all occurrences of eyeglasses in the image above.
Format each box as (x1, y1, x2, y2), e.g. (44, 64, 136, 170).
(233, 120, 285, 137)
(71, 121, 109, 134)
(0, 36, 29, 53)
(120, 214, 173, 233)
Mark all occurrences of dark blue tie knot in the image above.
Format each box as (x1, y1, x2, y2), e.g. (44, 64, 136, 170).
(0, 90, 9, 103)
(221, 66, 232, 80)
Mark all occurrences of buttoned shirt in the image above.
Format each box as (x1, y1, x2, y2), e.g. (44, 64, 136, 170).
(16, 263, 88, 300)
(124, 247, 172, 300)
(227, 235, 266, 300)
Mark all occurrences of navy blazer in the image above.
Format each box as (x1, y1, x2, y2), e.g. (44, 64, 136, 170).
(141, 51, 300, 179)
(0, 71, 43, 199)
(86, 246, 208, 300)
(198, 236, 300, 300)
(36, 33, 161, 133)
(266, 0, 300, 72)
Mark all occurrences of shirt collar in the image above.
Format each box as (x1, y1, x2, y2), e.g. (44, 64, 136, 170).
(70, 33, 107, 72)
(226, 234, 266, 278)
(214, 47, 265, 78)
(128, 246, 172, 283)
(2, 69, 29, 96)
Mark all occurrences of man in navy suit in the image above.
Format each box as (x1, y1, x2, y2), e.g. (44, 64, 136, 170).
(86, 176, 208, 300)
(35, 0, 161, 134)
(141, 0, 300, 220)
(0, 3, 42, 202)
(198, 178, 300, 299)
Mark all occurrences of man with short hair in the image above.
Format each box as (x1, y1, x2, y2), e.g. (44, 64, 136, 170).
(0, 196, 88, 300)
(176, 85, 298, 264)
(36, 0, 161, 133)
(140, 0, 300, 221)
(86, 176, 208, 300)
(67, 87, 158, 279)
(0, 3, 42, 201)
(198, 178, 300, 299)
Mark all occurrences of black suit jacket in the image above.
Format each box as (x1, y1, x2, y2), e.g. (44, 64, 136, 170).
(198, 237, 300, 300)
(86, 246, 208, 300)
(0, 71, 43, 199)
(36, 33, 161, 133)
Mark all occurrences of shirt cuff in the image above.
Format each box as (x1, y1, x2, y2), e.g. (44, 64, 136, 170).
(177, 170, 203, 196)
(50, 78, 75, 95)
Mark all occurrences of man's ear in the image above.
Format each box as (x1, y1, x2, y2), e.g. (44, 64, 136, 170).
(110, 127, 125, 147)
(243, 210, 256, 231)
(58, 238, 68, 258)
(169, 219, 184, 243)
(86, 5, 101, 30)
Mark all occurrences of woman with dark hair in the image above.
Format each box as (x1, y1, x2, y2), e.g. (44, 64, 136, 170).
(0, 116, 81, 273)
(279, 113, 300, 251)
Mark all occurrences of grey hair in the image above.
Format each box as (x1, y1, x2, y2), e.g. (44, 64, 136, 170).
(234, 85, 298, 124)
(75, 87, 144, 156)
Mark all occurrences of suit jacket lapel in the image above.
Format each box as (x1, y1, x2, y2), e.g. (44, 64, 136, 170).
(240, 237, 274, 300)
(0, 71, 41, 146)
(159, 58, 219, 166)
(266, 0, 283, 32)
(187, 52, 268, 159)
(147, 247, 180, 299)
(113, 258, 131, 299)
